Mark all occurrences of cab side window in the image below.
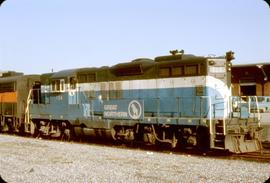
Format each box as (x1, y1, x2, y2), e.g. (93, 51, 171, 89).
(51, 79, 65, 92)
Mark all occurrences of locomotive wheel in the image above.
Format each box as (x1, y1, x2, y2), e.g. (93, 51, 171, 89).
(196, 126, 210, 152)
(62, 128, 71, 141)
(30, 120, 40, 138)
(30, 120, 38, 136)
(62, 125, 75, 142)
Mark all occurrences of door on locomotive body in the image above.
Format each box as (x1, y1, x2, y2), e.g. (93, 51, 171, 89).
(68, 76, 78, 105)
(68, 76, 91, 119)
(32, 81, 41, 104)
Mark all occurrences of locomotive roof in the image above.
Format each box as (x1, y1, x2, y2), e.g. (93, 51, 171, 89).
(51, 69, 77, 79)
(50, 67, 109, 79)
(0, 74, 40, 83)
(45, 53, 222, 81)
(111, 58, 154, 69)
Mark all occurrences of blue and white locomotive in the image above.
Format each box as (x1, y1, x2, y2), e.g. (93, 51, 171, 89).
(28, 50, 262, 153)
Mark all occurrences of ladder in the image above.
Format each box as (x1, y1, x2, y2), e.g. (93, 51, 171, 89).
(214, 120, 225, 149)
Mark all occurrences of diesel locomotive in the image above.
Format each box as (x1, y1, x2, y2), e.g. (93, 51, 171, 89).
(0, 51, 263, 153)
(0, 72, 39, 133)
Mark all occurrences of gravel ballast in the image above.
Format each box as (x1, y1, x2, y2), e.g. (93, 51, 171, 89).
(0, 134, 269, 183)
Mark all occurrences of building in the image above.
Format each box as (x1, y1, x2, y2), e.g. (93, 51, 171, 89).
(231, 63, 270, 96)
(232, 62, 270, 143)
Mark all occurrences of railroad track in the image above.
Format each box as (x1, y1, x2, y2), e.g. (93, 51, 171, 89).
(232, 150, 270, 162)
(2, 133, 270, 163)
(262, 142, 270, 149)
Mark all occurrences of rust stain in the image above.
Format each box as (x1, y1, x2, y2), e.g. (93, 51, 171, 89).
(0, 92, 17, 103)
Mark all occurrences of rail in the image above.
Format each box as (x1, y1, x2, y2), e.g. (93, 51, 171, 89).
(232, 150, 270, 162)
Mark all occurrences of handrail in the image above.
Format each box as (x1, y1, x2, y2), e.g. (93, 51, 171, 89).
(209, 97, 213, 135)
(200, 96, 213, 135)
(150, 96, 212, 119)
(24, 89, 33, 131)
(254, 96, 261, 127)
(245, 96, 261, 123)
(231, 96, 261, 125)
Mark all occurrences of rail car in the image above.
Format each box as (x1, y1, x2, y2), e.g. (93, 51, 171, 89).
(0, 51, 262, 153)
(0, 71, 40, 133)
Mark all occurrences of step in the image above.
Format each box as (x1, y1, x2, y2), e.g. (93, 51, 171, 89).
(214, 139, 224, 142)
(212, 146, 225, 150)
(215, 132, 224, 135)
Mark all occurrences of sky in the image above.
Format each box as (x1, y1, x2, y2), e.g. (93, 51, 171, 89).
(0, 0, 270, 74)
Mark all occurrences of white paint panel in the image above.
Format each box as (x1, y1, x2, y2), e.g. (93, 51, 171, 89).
(77, 76, 210, 91)
(206, 76, 231, 118)
(130, 80, 142, 90)
(44, 75, 228, 94)
(206, 76, 229, 98)
(122, 81, 130, 90)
